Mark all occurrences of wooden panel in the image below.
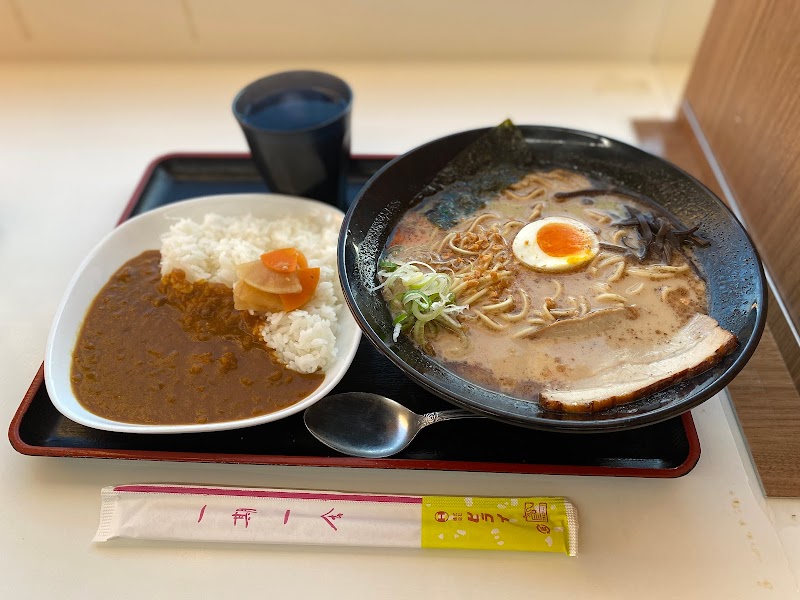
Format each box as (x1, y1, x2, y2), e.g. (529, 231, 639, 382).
(634, 117, 800, 498)
(771, 298, 800, 393)
(724, 322, 800, 498)
(684, 0, 800, 337)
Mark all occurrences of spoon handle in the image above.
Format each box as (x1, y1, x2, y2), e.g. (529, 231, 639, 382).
(420, 409, 484, 426)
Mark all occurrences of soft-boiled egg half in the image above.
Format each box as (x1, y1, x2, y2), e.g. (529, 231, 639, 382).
(512, 217, 599, 273)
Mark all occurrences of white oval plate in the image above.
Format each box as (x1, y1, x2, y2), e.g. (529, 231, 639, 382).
(45, 194, 361, 434)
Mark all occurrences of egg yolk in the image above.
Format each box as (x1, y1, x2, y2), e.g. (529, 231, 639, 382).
(536, 222, 591, 257)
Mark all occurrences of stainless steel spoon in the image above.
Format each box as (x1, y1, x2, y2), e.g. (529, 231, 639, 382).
(303, 392, 484, 458)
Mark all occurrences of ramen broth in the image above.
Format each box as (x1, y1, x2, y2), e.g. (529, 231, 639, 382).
(381, 169, 708, 400)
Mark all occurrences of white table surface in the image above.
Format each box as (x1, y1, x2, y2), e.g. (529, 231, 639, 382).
(2, 61, 799, 599)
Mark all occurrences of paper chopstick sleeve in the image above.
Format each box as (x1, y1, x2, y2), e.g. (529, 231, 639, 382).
(94, 484, 577, 556)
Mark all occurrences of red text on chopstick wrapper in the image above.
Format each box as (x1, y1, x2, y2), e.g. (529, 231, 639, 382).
(194, 502, 344, 532)
(232, 508, 257, 527)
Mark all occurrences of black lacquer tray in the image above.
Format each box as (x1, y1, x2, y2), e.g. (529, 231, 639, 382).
(9, 153, 700, 476)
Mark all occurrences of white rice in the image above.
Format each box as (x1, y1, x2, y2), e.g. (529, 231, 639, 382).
(159, 211, 342, 374)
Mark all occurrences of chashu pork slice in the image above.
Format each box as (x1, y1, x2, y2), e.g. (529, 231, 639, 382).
(539, 314, 737, 413)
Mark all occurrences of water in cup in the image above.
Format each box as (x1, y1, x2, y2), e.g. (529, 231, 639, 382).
(242, 89, 348, 131)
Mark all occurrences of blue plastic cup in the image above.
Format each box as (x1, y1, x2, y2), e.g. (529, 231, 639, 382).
(233, 71, 353, 208)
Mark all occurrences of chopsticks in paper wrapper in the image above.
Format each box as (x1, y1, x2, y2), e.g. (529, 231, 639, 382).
(95, 484, 578, 556)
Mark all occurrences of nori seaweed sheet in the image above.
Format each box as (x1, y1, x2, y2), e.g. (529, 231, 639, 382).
(415, 120, 534, 229)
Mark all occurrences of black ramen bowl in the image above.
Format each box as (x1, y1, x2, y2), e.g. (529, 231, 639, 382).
(338, 125, 766, 432)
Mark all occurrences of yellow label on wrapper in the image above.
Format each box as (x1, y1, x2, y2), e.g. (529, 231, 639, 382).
(421, 496, 577, 555)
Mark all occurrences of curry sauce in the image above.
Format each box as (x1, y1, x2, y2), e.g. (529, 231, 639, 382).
(71, 250, 323, 425)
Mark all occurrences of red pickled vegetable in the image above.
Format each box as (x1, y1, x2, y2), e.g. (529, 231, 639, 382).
(279, 267, 320, 311)
(260, 248, 308, 272)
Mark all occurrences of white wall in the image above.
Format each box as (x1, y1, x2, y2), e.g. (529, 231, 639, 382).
(0, 0, 714, 62)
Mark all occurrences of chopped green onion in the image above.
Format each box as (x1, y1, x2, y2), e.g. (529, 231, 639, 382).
(374, 259, 467, 343)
